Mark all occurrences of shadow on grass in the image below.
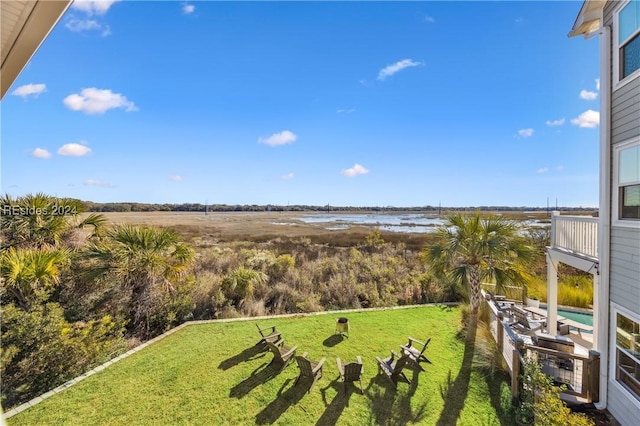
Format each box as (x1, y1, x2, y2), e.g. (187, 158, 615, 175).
(255, 378, 311, 425)
(484, 371, 515, 425)
(365, 368, 426, 425)
(218, 343, 267, 370)
(435, 316, 477, 426)
(322, 334, 344, 348)
(229, 362, 280, 399)
(315, 378, 359, 426)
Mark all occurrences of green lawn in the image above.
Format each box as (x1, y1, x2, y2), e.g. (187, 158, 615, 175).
(8, 306, 515, 425)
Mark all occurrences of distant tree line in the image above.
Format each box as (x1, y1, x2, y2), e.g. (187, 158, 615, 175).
(83, 201, 597, 214)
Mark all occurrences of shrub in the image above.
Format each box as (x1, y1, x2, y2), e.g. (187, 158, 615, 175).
(1, 303, 126, 410)
(517, 357, 594, 426)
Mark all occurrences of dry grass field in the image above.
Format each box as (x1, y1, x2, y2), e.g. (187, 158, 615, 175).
(97, 210, 567, 249)
(98, 211, 440, 249)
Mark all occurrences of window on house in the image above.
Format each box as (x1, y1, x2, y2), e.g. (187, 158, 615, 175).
(619, 144, 640, 220)
(616, 313, 640, 400)
(618, 0, 640, 80)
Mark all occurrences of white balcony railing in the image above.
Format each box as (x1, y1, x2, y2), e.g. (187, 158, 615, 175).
(550, 212, 599, 260)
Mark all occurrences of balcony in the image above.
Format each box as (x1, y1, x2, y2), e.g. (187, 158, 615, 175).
(550, 212, 599, 261)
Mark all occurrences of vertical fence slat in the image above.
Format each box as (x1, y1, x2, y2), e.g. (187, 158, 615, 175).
(551, 215, 598, 259)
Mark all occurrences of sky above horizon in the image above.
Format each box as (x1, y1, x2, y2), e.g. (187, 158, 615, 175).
(1, 0, 601, 207)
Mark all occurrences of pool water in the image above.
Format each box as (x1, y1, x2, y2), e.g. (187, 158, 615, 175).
(558, 309, 593, 327)
(541, 307, 594, 333)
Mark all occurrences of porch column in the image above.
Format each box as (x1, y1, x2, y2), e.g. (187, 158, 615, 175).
(546, 251, 559, 337)
(592, 272, 599, 351)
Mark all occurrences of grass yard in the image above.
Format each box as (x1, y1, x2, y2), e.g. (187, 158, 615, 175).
(8, 306, 515, 425)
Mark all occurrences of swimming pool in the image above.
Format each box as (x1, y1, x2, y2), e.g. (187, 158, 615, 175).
(541, 307, 594, 333)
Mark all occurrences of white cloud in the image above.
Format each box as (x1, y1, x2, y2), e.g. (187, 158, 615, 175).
(58, 143, 92, 156)
(536, 167, 549, 174)
(555, 165, 565, 171)
(65, 18, 111, 36)
(83, 179, 112, 187)
(71, 0, 119, 15)
(579, 90, 598, 100)
(12, 83, 46, 98)
(63, 88, 137, 114)
(341, 163, 369, 177)
(337, 108, 356, 114)
(182, 3, 195, 14)
(377, 59, 421, 81)
(545, 118, 565, 127)
(424, 16, 435, 23)
(168, 175, 183, 182)
(31, 148, 52, 159)
(595, 78, 600, 91)
(571, 110, 600, 128)
(515, 18, 524, 23)
(281, 172, 294, 180)
(65, 18, 100, 31)
(518, 128, 534, 138)
(258, 130, 297, 147)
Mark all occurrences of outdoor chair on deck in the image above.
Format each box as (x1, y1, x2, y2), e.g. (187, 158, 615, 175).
(508, 306, 545, 336)
(256, 323, 281, 346)
(295, 352, 326, 391)
(336, 356, 364, 393)
(486, 290, 515, 316)
(265, 339, 297, 371)
(401, 337, 431, 370)
(376, 350, 412, 389)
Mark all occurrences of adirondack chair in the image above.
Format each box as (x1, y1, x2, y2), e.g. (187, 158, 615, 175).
(400, 337, 431, 370)
(256, 323, 281, 346)
(265, 339, 297, 370)
(376, 350, 411, 389)
(294, 352, 326, 391)
(336, 356, 363, 394)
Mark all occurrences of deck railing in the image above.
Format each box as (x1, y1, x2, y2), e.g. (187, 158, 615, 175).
(550, 212, 598, 260)
(481, 290, 600, 403)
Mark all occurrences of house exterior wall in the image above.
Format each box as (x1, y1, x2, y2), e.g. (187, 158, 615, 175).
(603, 1, 640, 424)
(610, 227, 640, 313)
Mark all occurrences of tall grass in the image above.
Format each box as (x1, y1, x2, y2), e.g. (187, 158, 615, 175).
(527, 275, 593, 308)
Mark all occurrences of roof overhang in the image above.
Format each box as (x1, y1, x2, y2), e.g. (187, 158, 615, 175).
(568, 0, 606, 38)
(1, 0, 71, 100)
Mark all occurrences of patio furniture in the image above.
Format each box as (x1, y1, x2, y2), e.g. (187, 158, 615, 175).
(486, 290, 515, 315)
(295, 352, 326, 391)
(376, 350, 411, 389)
(508, 306, 546, 335)
(336, 356, 363, 393)
(256, 323, 281, 346)
(265, 339, 297, 371)
(400, 337, 431, 370)
(523, 306, 571, 335)
(335, 317, 349, 337)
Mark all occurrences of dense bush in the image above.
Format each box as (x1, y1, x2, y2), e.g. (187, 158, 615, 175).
(0, 303, 126, 408)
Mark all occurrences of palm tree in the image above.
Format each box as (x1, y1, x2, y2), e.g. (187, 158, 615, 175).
(427, 213, 533, 315)
(85, 225, 194, 336)
(0, 247, 70, 309)
(222, 266, 268, 305)
(1, 193, 107, 249)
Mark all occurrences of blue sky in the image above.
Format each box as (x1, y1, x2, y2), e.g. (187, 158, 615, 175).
(1, 1, 601, 207)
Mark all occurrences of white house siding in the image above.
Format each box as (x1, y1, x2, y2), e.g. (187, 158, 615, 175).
(604, 2, 640, 425)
